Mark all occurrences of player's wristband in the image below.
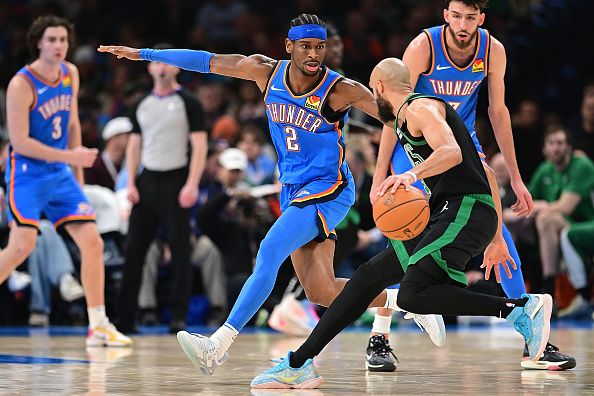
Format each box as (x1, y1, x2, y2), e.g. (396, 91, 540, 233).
(404, 171, 418, 183)
(139, 49, 214, 73)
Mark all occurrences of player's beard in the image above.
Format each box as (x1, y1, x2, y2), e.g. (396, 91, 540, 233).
(449, 28, 478, 49)
(376, 94, 396, 124)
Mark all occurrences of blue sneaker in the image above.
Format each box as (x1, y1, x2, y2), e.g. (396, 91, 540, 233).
(250, 352, 324, 389)
(506, 293, 552, 361)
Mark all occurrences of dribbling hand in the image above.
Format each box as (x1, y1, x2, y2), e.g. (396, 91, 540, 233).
(377, 173, 415, 197)
(97, 46, 141, 61)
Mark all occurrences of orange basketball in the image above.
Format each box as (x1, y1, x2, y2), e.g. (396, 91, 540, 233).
(373, 185, 430, 241)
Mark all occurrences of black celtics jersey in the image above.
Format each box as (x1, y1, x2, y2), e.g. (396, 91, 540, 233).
(394, 93, 491, 211)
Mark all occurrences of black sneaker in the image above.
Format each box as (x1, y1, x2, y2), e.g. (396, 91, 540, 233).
(366, 335, 398, 372)
(521, 342, 576, 370)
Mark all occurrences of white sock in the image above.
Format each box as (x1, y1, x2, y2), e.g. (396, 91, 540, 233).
(87, 306, 107, 329)
(211, 323, 239, 352)
(384, 289, 402, 311)
(371, 313, 392, 335)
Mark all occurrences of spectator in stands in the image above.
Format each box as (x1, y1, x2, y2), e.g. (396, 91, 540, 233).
(512, 98, 544, 180)
(196, 148, 275, 307)
(237, 124, 276, 187)
(84, 117, 132, 190)
(507, 127, 594, 302)
(570, 86, 594, 159)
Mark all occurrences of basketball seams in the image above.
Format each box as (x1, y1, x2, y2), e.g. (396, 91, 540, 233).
(380, 204, 430, 234)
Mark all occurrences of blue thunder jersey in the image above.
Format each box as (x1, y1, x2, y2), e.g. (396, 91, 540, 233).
(391, 25, 490, 180)
(14, 62, 72, 171)
(415, 25, 490, 135)
(264, 60, 351, 185)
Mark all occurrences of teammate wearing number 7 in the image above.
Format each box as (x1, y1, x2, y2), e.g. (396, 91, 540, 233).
(369, 0, 575, 371)
(100, 13, 447, 375)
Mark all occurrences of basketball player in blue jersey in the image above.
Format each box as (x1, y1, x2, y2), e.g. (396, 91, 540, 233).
(99, 13, 445, 375)
(369, 0, 575, 371)
(0, 16, 131, 347)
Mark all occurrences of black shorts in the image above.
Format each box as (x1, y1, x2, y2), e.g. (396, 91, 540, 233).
(390, 194, 497, 286)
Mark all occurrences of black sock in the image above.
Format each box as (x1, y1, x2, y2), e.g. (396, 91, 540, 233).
(500, 297, 529, 318)
(291, 248, 403, 368)
(543, 276, 556, 297)
(577, 287, 591, 302)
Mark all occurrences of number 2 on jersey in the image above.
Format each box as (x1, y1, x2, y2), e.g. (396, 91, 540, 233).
(284, 126, 300, 151)
(52, 116, 62, 139)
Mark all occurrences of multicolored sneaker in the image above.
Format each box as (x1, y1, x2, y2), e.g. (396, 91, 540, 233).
(521, 342, 576, 371)
(404, 312, 446, 347)
(366, 335, 398, 372)
(86, 320, 133, 347)
(251, 352, 323, 389)
(177, 331, 229, 375)
(506, 293, 552, 361)
(268, 294, 319, 336)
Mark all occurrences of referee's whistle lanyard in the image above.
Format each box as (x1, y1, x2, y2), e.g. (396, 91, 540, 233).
(102, 151, 119, 184)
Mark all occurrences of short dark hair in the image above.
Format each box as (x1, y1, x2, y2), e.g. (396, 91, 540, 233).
(239, 124, 265, 145)
(443, 0, 489, 12)
(290, 14, 326, 28)
(26, 15, 75, 58)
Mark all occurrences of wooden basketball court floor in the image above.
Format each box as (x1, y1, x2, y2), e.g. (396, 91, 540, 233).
(0, 325, 593, 395)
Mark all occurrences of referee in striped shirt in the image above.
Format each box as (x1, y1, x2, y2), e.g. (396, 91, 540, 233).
(118, 44, 208, 333)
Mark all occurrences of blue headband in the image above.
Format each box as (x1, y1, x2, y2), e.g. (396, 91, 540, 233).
(288, 24, 327, 41)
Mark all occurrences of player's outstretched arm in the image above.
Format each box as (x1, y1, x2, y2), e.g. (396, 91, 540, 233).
(97, 46, 275, 90)
(487, 38, 533, 218)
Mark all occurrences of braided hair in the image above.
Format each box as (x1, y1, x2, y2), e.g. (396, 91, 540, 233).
(290, 14, 326, 28)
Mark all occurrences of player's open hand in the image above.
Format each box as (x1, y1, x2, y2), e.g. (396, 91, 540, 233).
(480, 237, 517, 283)
(510, 178, 533, 218)
(97, 46, 141, 61)
(377, 173, 415, 196)
(67, 146, 98, 168)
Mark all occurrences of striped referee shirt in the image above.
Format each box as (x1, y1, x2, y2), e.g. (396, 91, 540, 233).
(130, 89, 205, 171)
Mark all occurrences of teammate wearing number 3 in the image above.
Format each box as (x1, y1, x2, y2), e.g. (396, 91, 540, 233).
(0, 15, 130, 347)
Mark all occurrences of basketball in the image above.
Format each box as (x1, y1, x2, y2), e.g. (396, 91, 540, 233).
(373, 185, 430, 240)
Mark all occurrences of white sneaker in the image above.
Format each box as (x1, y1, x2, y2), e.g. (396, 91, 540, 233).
(268, 294, 317, 336)
(7, 271, 32, 292)
(86, 319, 133, 347)
(404, 312, 446, 347)
(59, 273, 85, 302)
(177, 331, 229, 375)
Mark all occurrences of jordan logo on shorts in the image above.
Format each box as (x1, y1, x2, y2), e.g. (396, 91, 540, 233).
(440, 201, 449, 213)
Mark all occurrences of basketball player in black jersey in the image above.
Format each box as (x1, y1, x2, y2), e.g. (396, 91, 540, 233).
(250, 58, 553, 389)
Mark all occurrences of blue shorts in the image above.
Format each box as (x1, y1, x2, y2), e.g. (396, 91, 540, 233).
(5, 158, 95, 230)
(281, 178, 355, 242)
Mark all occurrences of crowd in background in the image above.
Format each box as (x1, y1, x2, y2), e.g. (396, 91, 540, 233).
(0, 0, 593, 327)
